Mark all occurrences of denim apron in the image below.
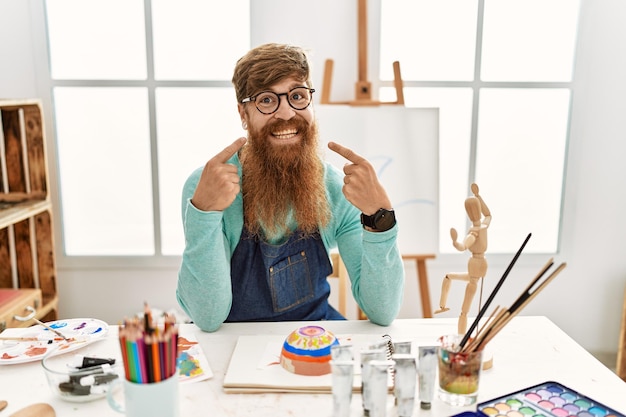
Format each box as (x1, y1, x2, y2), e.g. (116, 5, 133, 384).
(226, 228, 345, 322)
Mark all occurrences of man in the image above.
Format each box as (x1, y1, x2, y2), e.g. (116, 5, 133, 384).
(176, 43, 404, 332)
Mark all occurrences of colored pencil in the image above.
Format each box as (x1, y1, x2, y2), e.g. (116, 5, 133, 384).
(151, 335, 161, 382)
(118, 332, 131, 381)
(126, 338, 138, 382)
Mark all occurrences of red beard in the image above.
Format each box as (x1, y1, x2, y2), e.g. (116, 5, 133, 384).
(239, 116, 330, 240)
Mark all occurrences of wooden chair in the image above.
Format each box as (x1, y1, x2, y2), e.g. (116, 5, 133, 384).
(617, 287, 626, 381)
(401, 254, 436, 318)
(329, 252, 436, 320)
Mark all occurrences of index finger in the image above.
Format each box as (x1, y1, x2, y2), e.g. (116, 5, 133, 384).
(213, 137, 247, 163)
(328, 141, 365, 164)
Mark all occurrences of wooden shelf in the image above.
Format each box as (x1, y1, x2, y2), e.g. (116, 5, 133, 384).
(0, 199, 50, 229)
(0, 99, 58, 325)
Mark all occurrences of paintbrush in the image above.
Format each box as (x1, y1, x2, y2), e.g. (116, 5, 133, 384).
(462, 305, 506, 353)
(458, 233, 532, 349)
(462, 258, 555, 352)
(485, 262, 566, 343)
(471, 261, 567, 352)
(32, 317, 70, 341)
(0, 336, 65, 342)
(507, 258, 555, 313)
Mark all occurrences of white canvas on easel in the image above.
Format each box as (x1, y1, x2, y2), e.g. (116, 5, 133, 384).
(315, 105, 440, 253)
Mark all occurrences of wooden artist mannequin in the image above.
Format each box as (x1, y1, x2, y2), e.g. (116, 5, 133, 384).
(435, 183, 492, 334)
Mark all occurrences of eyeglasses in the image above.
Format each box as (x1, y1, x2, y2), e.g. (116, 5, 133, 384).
(241, 87, 315, 115)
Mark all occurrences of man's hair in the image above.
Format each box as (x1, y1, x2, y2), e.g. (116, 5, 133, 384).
(232, 43, 312, 102)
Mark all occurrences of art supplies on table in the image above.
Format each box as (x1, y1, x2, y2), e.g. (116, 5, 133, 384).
(0, 318, 109, 364)
(118, 304, 179, 384)
(391, 353, 417, 417)
(41, 347, 122, 402)
(440, 230, 567, 359)
(417, 346, 437, 410)
(223, 333, 407, 394)
(330, 358, 354, 417)
(451, 381, 625, 417)
(118, 303, 213, 385)
(457, 233, 532, 350)
(177, 331, 213, 384)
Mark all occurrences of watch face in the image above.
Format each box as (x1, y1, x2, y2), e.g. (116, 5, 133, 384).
(374, 209, 396, 231)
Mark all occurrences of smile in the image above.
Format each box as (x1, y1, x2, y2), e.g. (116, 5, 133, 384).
(272, 129, 298, 140)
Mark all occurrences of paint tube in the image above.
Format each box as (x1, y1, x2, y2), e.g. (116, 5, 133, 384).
(368, 359, 395, 417)
(418, 346, 438, 410)
(331, 343, 354, 361)
(360, 348, 387, 416)
(330, 360, 354, 417)
(392, 340, 413, 354)
(391, 353, 416, 417)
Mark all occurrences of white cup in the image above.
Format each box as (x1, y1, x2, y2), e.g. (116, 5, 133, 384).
(107, 374, 179, 417)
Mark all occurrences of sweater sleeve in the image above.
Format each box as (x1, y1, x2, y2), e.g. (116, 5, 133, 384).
(322, 164, 405, 326)
(350, 228, 404, 325)
(175, 169, 235, 332)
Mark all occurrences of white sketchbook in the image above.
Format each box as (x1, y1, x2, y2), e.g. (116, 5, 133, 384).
(223, 334, 397, 394)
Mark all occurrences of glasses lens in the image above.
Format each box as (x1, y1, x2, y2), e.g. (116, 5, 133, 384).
(288, 88, 312, 110)
(255, 92, 280, 113)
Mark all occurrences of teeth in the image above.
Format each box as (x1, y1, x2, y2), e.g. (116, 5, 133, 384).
(273, 129, 297, 138)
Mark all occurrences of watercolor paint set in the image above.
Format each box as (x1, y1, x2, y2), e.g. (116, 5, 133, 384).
(452, 381, 624, 417)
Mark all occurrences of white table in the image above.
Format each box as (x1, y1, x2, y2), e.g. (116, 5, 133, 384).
(1, 316, 625, 416)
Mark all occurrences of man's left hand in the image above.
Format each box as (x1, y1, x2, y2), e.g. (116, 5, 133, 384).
(328, 141, 392, 215)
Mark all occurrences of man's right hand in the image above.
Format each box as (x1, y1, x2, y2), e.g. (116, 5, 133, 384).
(191, 137, 247, 212)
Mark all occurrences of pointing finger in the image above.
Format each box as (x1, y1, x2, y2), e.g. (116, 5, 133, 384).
(328, 141, 365, 164)
(213, 137, 247, 163)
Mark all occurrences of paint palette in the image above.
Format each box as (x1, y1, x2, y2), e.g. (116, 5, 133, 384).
(453, 381, 625, 417)
(0, 318, 108, 365)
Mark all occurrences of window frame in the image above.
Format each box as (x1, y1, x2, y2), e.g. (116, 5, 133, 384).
(374, 0, 575, 256)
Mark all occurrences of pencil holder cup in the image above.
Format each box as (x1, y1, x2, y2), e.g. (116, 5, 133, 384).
(107, 373, 179, 417)
(42, 345, 123, 403)
(437, 334, 483, 407)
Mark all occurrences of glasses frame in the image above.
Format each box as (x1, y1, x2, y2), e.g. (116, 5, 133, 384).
(241, 87, 315, 115)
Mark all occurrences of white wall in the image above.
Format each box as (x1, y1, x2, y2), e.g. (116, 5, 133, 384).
(0, 0, 625, 364)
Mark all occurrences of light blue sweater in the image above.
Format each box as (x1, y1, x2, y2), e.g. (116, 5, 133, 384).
(176, 153, 405, 332)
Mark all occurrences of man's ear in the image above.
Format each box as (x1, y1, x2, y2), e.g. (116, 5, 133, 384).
(237, 103, 246, 124)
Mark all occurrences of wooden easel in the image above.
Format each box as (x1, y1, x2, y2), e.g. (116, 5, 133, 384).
(320, 0, 405, 106)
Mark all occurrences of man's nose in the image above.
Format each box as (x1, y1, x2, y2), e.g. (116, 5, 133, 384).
(273, 97, 295, 120)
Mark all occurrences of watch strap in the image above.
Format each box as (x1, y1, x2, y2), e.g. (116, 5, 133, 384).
(360, 208, 396, 232)
(360, 212, 377, 228)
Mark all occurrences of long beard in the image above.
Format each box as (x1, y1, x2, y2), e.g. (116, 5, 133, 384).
(239, 116, 330, 240)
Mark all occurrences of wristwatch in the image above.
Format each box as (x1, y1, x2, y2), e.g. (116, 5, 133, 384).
(360, 208, 396, 232)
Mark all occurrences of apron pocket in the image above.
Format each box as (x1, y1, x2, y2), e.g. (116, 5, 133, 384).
(268, 250, 314, 312)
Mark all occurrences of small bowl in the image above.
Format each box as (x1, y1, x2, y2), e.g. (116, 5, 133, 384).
(42, 344, 123, 402)
(280, 325, 339, 376)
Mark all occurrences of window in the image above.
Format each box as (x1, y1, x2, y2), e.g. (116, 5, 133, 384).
(45, 0, 249, 257)
(380, 0, 580, 253)
(44, 0, 580, 260)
